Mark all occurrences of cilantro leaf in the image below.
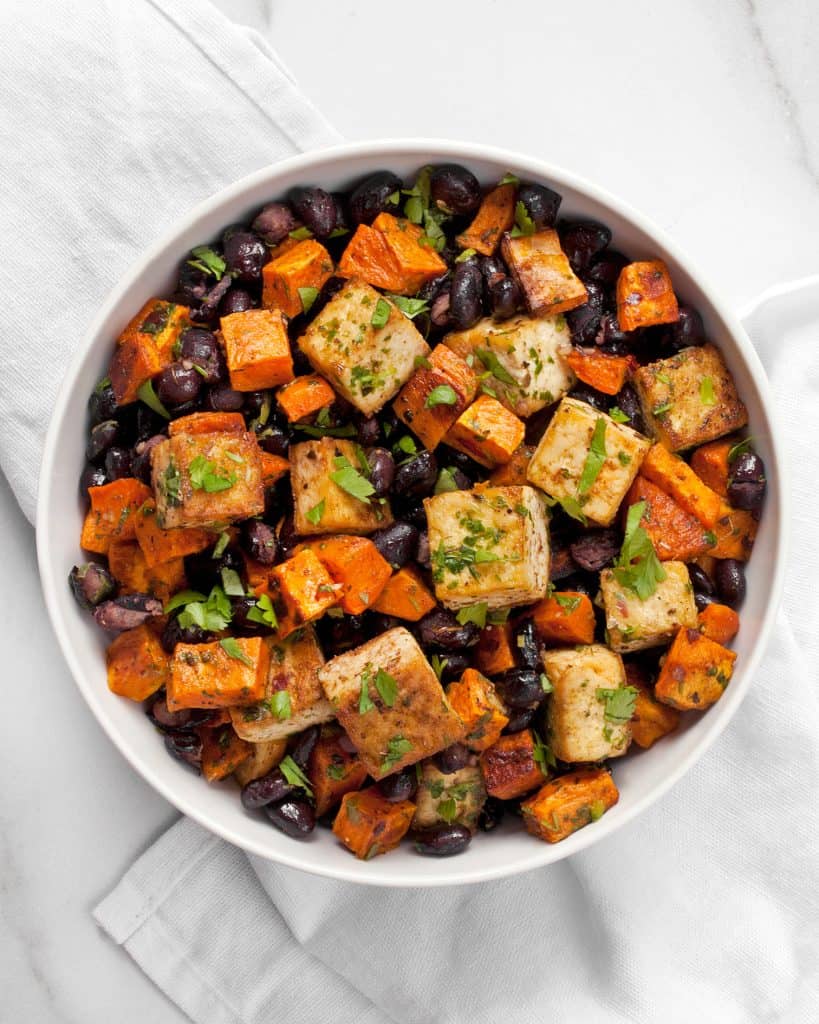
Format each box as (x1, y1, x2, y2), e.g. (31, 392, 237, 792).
(498, 171, 519, 186)
(456, 602, 488, 628)
(554, 593, 581, 612)
(608, 406, 630, 424)
(596, 686, 638, 723)
(219, 637, 253, 666)
(532, 731, 556, 775)
(267, 691, 291, 720)
(544, 494, 587, 525)
(434, 466, 460, 494)
(425, 384, 458, 408)
(189, 455, 236, 493)
(430, 654, 448, 681)
(289, 226, 313, 241)
(246, 593, 278, 629)
(359, 667, 375, 714)
(220, 567, 245, 597)
(136, 379, 170, 420)
(437, 797, 458, 823)
(387, 295, 429, 319)
(306, 499, 325, 525)
(577, 417, 607, 496)
(699, 376, 716, 405)
(164, 589, 207, 614)
(381, 735, 412, 772)
(298, 286, 319, 314)
(176, 586, 232, 632)
(374, 668, 398, 708)
(279, 754, 313, 796)
(612, 501, 666, 600)
(510, 200, 535, 237)
(728, 436, 755, 462)
(371, 297, 391, 328)
(187, 245, 226, 279)
(212, 532, 230, 559)
(330, 456, 375, 503)
(455, 248, 477, 263)
(476, 348, 516, 385)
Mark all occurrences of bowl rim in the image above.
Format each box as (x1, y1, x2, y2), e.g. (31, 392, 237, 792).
(36, 138, 789, 886)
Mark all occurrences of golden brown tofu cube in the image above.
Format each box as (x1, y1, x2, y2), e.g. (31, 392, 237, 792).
(501, 229, 588, 316)
(526, 397, 650, 527)
(633, 344, 748, 452)
(412, 762, 486, 832)
(233, 738, 288, 785)
(167, 637, 270, 711)
(654, 627, 737, 711)
(393, 344, 478, 450)
(520, 767, 619, 843)
(289, 437, 392, 536)
(599, 560, 698, 653)
(318, 627, 464, 779)
(220, 308, 294, 391)
(151, 430, 264, 530)
(424, 485, 550, 611)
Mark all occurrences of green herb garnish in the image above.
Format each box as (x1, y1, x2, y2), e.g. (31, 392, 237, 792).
(306, 499, 325, 525)
(434, 466, 460, 494)
(267, 691, 291, 720)
(699, 376, 716, 405)
(220, 567, 244, 597)
(329, 455, 375, 503)
(596, 686, 638, 723)
(456, 602, 488, 628)
(359, 667, 376, 714)
(387, 295, 430, 319)
(455, 248, 477, 263)
(425, 384, 458, 408)
(727, 436, 755, 462)
(298, 286, 319, 314)
(279, 754, 313, 796)
(612, 501, 666, 600)
(189, 455, 236, 493)
(381, 735, 413, 772)
(219, 637, 254, 666)
(371, 297, 391, 328)
(476, 348, 516, 385)
(176, 585, 232, 632)
(288, 226, 313, 241)
(510, 200, 536, 237)
(608, 406, 630, 423)
(374, 668, 398, 707)
(577, 418, 607, 496)
(187, 245, 226, 279)
(136, 379, 170, 420)
(246, 593, 278, 629)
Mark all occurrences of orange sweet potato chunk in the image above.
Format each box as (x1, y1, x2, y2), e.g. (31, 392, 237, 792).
(708, 502, 757, 560)
(332, 789, 416, 859)
(479, 729, 546, 800)
(640, 444, 722, 528)
(270, 548, 340, 632)
(107, 540, 186, 603)
(168, 412, 246, 437)
(616, 260, 679, 332)
(520, 767, 619, 843)
(337, 224, 405, 292)
(109, 300, 190, 404)
(566, 349, 631, 396)
(624, 476, 712, 562)
(167, 637, 270, 711)
(531, 592, 596, 645)
(308, 727, 370, 816)
(199, 723, 252, 782)
(338, 214, 446, 295)
(690, 438, 735, 498)
(487, 445, 535, 486)
(456, 183, 517, 256)
(260, 452, 290, 489)
(261, 239, 334, 318)
(297, 536, 390, 615)
(473, 623, 517, 676)
(370, 565, 437, 621)
(626, 671, 680, 749)
(445, 395, 525, 468)
(81, 479, 152, 554)
(133, 502, 213, 567)
(697, 602, 740, 645)
(447, 668, 509, 752)
(655, 627, 737, 711)
(393, 345, 478, 450)
(276, 374, 335, 423)
(220, 308, 294, 391)
(107, 624, 169, 701)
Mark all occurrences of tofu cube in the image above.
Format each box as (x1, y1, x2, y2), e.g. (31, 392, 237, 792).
(501, 230, 588, 316)
(445, 395, 525, 468)
(289, 437, 392, 536)
(109, 299, 190, 404)
(261, 238, 334, 319)
(599, 560, 698, 653)
(220, 308, 294, 391)
(543, 645, 631, 763)
(168, 637, 270, 711)
(616, 260, 679, 332)
(633, 344, 748, 452)
(150, 430, 265, 529)
(444, 314, 574, 418)
(230, 626, 332, 741)
(526, 397, 650, 527)
(424, 485, 550, 611)
(520, 767, 619, 844)
(298, 279, 430, 415)
(654, 627, 737, 711)
(412, 762, 486, 832)
(393, 344, 478, 450)
(318, 627, 464, 779)
(233, 738, 288, 786)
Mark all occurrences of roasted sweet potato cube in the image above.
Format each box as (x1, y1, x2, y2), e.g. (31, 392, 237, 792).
(708, 502, 757, 560)
(488, 445, 535, 486)
(640, 444, 722, 528)
(308, 726, 370, 816)
(80, 479, 152, 554)
(473, 622, 517, 676)
(446, 668, 509, 752)
(298, 536, 391, 615)
(501, 229, 587, 316)
(624, 477, 712, 562)
(167, 637, 269, 711)
(445, 395, 525, 468)
(690, 438, 735, 498)
(220, 308, 294, 391)
(633, 344, 748, 452)
(566, 349, 631, 396)
(107, 540, 186, 603)
(276, 374, 335, 423)
(150, 430, 264, 530)
(628, 677, 680, 749)
(243, 554, 272, 597)
(319, 627, 464, 779)
(230, 627, 333, 741)
(270, 548, 340, 628)
(109, 299, 190, 404)
(413, 762, 486, 832)
(370, 565, 436, 621)
(479, 729, 546, 800)
(531, 592, 596, 646)
(200, 724, 252, 783)
(133, 502, 213, 567)
(337, 224, 404, 292)
(106, 624, 169, 701)
(333, 789, 415, 859)
(233, 738, 287, 786)
(520, 767, 619, 843)
(370, 212, 448, 294)
(261, 239, 334, 318)
(616, 260, 679, 332)
(168, 412, 246, 437)
(455, 183, 516, 255)
(393, 345, 478, 450)
(698, 602, 740, 644)
(260, 452, 290, 489)
(599, 560, 698, 653)
(655, 627, 737, 711)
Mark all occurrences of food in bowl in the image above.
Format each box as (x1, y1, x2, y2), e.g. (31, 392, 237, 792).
(68, 163, 766, 861)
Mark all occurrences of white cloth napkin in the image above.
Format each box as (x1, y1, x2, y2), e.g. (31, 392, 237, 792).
(4, 2, 818, 1021)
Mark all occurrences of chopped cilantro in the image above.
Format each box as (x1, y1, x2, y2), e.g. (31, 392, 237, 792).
(608, 406, 630, 423)
(189, 455, 236, 493)
(589, 800, 606, 821)
(434, 467, 460, 495)
(359, 667, 375, 713)
(350, 364, 386, 396)
(578, 417, 607, 496)
(136, 379, 170, 420)
(699, 376, 716, 405)
(306, 499, 325, 525)
(370, 297, 391, 328)
(510, 200, 536, 237)
(330, 455, 375, 503)
(703, 530, 717, 548)
(498, 171, 520, 186)
(220, 567, 244, 597)
(456, 602, 488, 628)
(176, 586, 232, 632)
(298, 286, 319, 314)
(326, 762, 346, 781)
(554, 593, 581, 612)
(612, 501, 667, 600)
(544, 494, 587, 525)
(455, 248, 477, 263)
(381, 735, 413, 771)
(164, 589, 207, 614)
(437, 797, 458, 823)
(425, 384, 458, 408)
(618, 451, 632, 466)
(374, 668, 398, 707)
(219, 637, 253, 666)
(187, 245, 225, 279)
(288, 226, 313, 241)
(476, 348, 516, 385)
(388, 295, 429, 319)
(267, 691, 291, 720)
(652, 402, 673, 417)
(246, 593, 278, 629)
(431, 654, 448, 681)
(161, 459, 182, 506)
(728, 436, 755, 462)
(539, 673, 554, 694)
(596, 686, 638, 723)
(279, 754, 313, 795)
(532, 730, 556, 775)
(212, 532, 230, 559)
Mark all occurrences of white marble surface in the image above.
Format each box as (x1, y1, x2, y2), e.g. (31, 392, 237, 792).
(1, 1, 817, 1021)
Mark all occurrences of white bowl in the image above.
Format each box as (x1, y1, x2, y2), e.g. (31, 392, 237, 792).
(37, 140, 787, 886)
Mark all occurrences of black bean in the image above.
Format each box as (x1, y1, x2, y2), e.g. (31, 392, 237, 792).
(495, 668, 545, 709)
(355, 415, 382, 447)
(148, 697, 219, 733)
(517, 182, 562, 229)
(80, 462, 108, 494)
(176, 259, 211, 304)
(585, 249, 629, 290)
(611, 383, 645, 433)
(438, 652, 470, 683)
(430, 164, 482, 215)
(242, 390, 270, 419)
(104, 446, 133, 480)
(378, 767, 418, 802)
(89, 380, 118, 425)
(289, 725, 321, 770)
(449, 262, 483, 330)
(349, 170, 403, 224)
(417, 608, 480, 649)
(430, 291, 451, 328)
(728, 480, 766, 512)
(290, 186, 337, 239)
(367, 448, 395, 498)
(415, 530, 431, 568)
(94, 594, 163, 632)
(570, 530, 620, 572)
(86, 420, 119, 463)
(277, 513, 300, 559)
(205, 383, 245, 412)
(179, 328, 226, 384)
(434, 743, 470, 774)
(132, 434, 165, 484)
(414, 824, 472, 856)
(370, 521, 419, 568)
(568, 385, 609, 413)
(478, 796, 505, 832)
(688, 564, 715, 597)
(480, 256, 506, 288)
(556, 573, 597, 599)
(264, 797, 316, 838)
(663, 304, 705, 350)
(393, 450, 438, 499)
(513, 619, 540, 670)
(189, 274, 233, 323)
(596, 312, 630, 355)
(229, 597, 268, 637)
(715, 559, 746, 609)
(241, 768, 295, 809)
(257, 426, 290, 458)
(489, 277, 522, 320)
(320, 614, 367, 655)
(502, 707, 536, 734)
(549, 539, 577, 581)
(567, 305, 602, 346)
(241, 520, 278, 565)
(222, 229, 267, 282)
(160, 615, 210, 653)
(559, 220, 612, 274)
(694, 592, 715, 613)
(252, 201, 297, 245)
(69, 562, 115, 610)
(157, 362, 201, 407)
(164, 731, 202, 770)
(219, 287, 255, 316)
(728, 452, 766, 512)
